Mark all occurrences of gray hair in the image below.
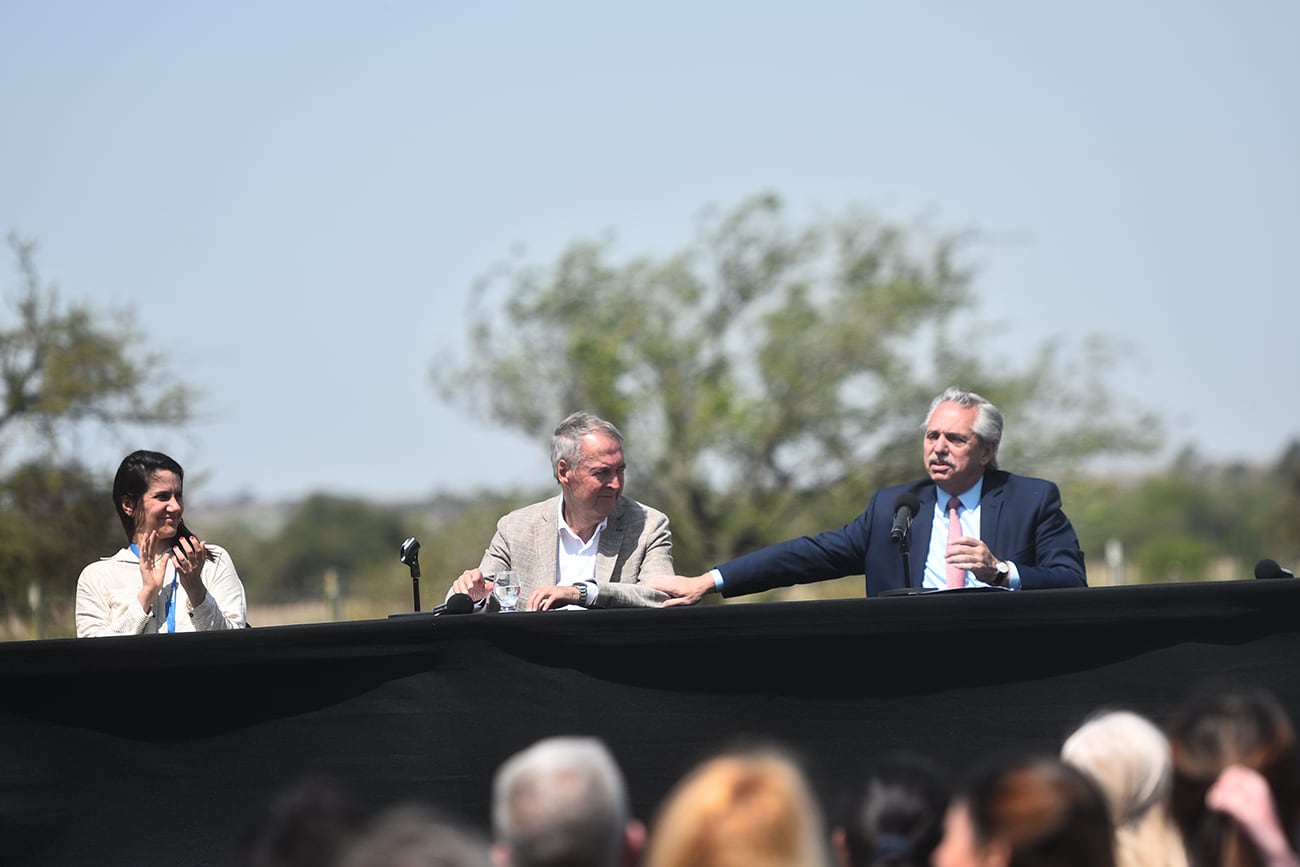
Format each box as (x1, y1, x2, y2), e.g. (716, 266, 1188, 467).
(923, 386, 1003, 468)
(551, 412, 624, 482)
(491, 736, 631, 867)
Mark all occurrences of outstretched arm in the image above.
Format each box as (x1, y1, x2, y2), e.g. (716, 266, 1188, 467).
(641, 573, 717, 607)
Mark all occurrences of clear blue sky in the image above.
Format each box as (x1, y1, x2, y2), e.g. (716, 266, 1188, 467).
(2, 2, 1296, 503)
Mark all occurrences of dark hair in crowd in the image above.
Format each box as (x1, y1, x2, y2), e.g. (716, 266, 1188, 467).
(1168, 687, 1300, 867)
(230, 775, 367, 867)
(838, 751, 950, 867)
(961, 753, 1115, 867)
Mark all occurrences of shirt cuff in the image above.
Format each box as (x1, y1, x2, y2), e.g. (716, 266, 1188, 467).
(710, 569, 724, 592)
(583, 580, 600, 606)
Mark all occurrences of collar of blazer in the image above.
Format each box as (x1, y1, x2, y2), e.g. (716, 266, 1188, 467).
(914, 468, 1010, 539)
(545, 495, 630, 584)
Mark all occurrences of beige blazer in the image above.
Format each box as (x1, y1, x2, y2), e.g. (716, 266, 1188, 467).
(476, 495, 672, 609)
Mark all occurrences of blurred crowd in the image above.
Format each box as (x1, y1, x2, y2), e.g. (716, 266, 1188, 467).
(229, 685, 1300, 867)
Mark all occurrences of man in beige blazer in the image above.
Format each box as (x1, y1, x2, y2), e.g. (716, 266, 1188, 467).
(450, 411, 672, 611)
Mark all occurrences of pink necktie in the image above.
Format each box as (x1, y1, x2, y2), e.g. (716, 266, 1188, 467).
(946, 497, 965, 589)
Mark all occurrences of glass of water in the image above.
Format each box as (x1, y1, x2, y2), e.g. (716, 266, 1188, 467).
(492, 571, 521, 612)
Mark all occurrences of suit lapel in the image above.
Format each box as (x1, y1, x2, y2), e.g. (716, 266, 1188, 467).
(910, 486, 938, 589)
(979, 471, 1006, 549)
(524, 498, 560, 598)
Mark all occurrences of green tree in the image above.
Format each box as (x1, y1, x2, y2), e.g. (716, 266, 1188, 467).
(433, 193, 1160, 589)
(1, 233, 192, 444)
(207, 489, 534, 623)
(0, 234, 199, 639)
(0, 461, 120, 637)
(1071, 445, 1299, 585)
(252, 494, 414, 603)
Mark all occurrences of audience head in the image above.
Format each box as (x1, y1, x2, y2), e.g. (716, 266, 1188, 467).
(933, 753, 1115, 867)
(833, 750, 950, 867)
(340, 803, 492, 867)
(231, 775, 367, 867)
(1167, 687, 1300, 867)
(1062, 709, 1187, 867)
(491, 736, 640, 867)
(645, 745, 830, 867)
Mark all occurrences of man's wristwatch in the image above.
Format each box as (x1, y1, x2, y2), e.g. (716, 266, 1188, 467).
(576, 582, 590, 608)
(993, 560, 1011, 585)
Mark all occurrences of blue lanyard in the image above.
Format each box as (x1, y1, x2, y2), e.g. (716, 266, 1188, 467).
(130, 544, 179, 632)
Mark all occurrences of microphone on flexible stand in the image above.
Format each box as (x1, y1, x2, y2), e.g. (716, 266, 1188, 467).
(890, 493, 920, 544)
(1255, 559, 1296, 580)
(390, 537, 479, 619)
(879, 493, 924, 596)
(400, 537, 422, 610)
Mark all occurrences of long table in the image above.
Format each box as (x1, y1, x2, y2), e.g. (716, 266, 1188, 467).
(2, 579, 1298, 866)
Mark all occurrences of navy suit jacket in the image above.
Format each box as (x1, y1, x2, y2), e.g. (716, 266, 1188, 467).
(718, 469, 1086, 598)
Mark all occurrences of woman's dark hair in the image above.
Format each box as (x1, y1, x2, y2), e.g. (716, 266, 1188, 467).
(1168, 687, 1300, 867)
(840, 752, 950, 867)
(112, 449, 201, 544)
(963, 753, 1115, 867)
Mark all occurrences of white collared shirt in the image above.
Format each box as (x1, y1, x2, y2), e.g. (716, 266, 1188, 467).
(556, 499, 605, 607)
(923, 478, 1019, 591)
(924, 479, 984, 591)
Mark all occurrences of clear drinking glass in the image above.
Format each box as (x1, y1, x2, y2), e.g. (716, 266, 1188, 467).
(492, 571, 521, 612)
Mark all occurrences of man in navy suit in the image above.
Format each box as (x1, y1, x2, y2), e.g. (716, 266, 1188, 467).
(644, 386, 1086, 604)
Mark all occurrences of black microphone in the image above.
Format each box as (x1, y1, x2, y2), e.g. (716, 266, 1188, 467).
(400, 537, 423, 611)
(388, 591, 476, 620)
(890, 493, 920, 544)
(431, 592, 476, 615)
(399, 537, 422, 577)
(1255, 559, 1296, 580)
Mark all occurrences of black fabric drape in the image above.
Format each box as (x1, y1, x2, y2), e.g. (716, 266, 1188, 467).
(2, 579, 1297, 866)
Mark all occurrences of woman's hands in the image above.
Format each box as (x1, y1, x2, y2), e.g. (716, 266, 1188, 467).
(136, 531, 209, 612)
(136, 530, 169, 611)
(172, 535, 209, 607)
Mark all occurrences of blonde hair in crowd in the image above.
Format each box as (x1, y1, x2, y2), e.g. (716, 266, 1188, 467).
(645, 749, 829, 867)
(1062, 710, 1189, 867)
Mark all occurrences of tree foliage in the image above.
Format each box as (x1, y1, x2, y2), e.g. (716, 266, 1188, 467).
(1, 234, 193, 452)
(210, 489, 528, 619)
(1069, 446, 1300, 586)
(241, 494, 414, 603)
(0, 234, 199, 638)
(433, 193, 1162, 580)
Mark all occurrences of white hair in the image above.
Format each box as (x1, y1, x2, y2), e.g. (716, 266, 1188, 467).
(492, 736, 630, 867)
